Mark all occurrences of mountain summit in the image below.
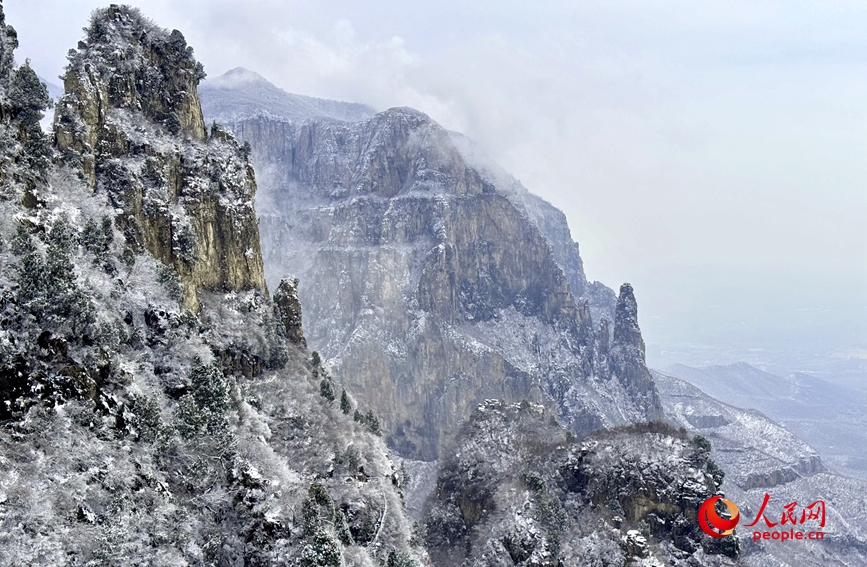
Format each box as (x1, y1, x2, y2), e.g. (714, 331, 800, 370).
(202, 72, 663, 460)
(200, 67, 375, 125)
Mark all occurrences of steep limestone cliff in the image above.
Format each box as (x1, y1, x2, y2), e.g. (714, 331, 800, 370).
(201, 73, 663, 460)
(0, 6, 427, 565)
(54, 6, 266, 312)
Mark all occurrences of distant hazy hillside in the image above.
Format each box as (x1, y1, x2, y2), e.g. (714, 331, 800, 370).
(655, 370, 867, 566)
(200, 67, 375, 124)
(37, 75, 62, 99)
(666, 362, 867, 478)
(654, 370, 822, 489)
(37, 76, 61, 130)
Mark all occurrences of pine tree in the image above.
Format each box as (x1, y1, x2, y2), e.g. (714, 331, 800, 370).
(311, 350, 322, 378)
(386, 550, 417, 567)
(81, 215, 116, 274)
(8, 61, 51, 178)
(340, 389, 351, 414)
(9, 61, 51, 125)
(365, 410, 381, 436)
(14, 218, 95, 337)
(319, 378, 335, 402)
(300, 529, 341, 567)
(175, 362, 233, 439)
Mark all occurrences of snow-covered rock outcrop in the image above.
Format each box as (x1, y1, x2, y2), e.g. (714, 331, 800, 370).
(423, 400, 738, 566)
(55, 7, 267, 312)
(0, 6, 426, 565)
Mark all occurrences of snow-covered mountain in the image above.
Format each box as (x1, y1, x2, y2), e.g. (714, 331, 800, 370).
(201, 69, 661, 462)
(37, 75, 62, 100)
(2, 2, 863, 564)
(655, 370, 867, 566)
(199, 67, 375, 124)
(0, 7, 424, 565)
(655, 370, 823, 489)
(666, 362, 867, 478)
(198, 65, 867, 566)
(424, 400, 738, 566)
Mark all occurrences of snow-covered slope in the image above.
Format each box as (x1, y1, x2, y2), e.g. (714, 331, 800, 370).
(655, 370, 867, 566)
(655, 371, 822, 490)
(666, 362, 867, 478)
(37, 75, 62, 100)
(199, 67, 375, 125)
(0, 7, 425, 565)
(424, 400, 738, 566)
(36, 76, 61, 131)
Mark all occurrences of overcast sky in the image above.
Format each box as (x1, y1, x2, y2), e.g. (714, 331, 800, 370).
(6, 0, 867, 370)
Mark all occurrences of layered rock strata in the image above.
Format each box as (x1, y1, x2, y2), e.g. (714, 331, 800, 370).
(202, 73, 663, 459)
(0, 6, 426, 565)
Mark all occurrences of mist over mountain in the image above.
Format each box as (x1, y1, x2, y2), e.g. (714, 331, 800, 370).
(200, 66, 867, 565)
(0, 4, 740, 566)
(0, 6, 423, 565)
(0, 2, 862, 565)
(201, 68, 661, 463)
(200, 67, 375, 125)
(655, 370, 867, 566)
(37, 75, 61, 99)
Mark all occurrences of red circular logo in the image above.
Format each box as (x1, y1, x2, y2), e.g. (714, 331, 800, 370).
(698, 495, 740, 538)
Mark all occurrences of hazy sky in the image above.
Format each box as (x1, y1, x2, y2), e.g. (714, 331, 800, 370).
(7, 0, 867, 370)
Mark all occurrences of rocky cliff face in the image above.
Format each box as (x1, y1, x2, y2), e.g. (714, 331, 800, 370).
(201, 73, 662, 460)
(447, 131, 618, 325)
(0, 5, 426, 566)
(54, 6, 266, 312)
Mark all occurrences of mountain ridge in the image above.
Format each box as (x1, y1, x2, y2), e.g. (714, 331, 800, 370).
(201, 71, 663, 461)
(0, 6, 426, 565)
(199, 66, 375, 125)
(654, 369, 867, 565)
(665, 361, 867, 478)
(1, 4, 859, 565)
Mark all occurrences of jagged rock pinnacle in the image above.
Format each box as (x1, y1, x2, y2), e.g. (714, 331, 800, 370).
(614, 282, 645, 359)
(203, 77, 666, 457)
(55, 4, 207, 183)
(53, 4, 266, 311)
(0, 1, 17, 92)
(273, 277, 306, 348)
